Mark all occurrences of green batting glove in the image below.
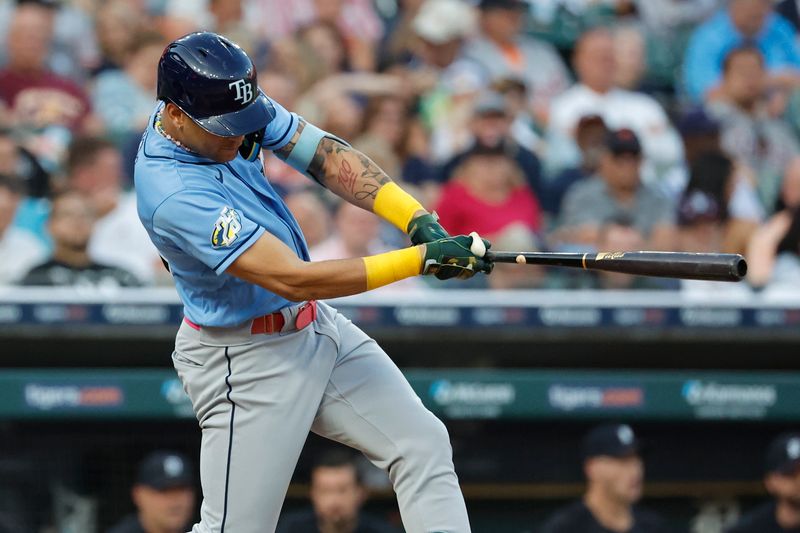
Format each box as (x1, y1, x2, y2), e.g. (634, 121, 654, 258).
(407, 212, 450, 245)
(423, 235, 494, 280)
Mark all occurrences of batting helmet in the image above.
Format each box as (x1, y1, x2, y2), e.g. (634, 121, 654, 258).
(157, 32, 275, 138)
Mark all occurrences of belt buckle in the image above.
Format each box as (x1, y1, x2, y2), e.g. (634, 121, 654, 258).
(294, 301, 317, 330)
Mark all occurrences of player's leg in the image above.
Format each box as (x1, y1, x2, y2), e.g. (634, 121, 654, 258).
(172, 321, 337, 533)
(310, 303, 471, 533)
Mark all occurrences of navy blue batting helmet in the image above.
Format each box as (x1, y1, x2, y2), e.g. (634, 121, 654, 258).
(157, 32, 275, 138)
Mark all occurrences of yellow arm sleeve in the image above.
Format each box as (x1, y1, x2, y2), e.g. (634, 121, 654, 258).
(372, 182, 425, 233)
(362, 246, 423, 291)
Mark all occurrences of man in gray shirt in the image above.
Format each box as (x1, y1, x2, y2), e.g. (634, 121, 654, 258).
(555, 128, 677, 252)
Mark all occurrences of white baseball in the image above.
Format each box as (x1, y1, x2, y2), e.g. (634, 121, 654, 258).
(469, 231, 486, 257)
(516, 254, 526, 265)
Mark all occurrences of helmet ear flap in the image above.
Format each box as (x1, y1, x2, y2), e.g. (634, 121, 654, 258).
(239, 127, 265, 161)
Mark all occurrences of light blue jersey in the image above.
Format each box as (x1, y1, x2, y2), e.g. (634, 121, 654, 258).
(135, 98, 306, 327)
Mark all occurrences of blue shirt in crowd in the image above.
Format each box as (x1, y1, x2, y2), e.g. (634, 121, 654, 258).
(682, 9, 800, 102)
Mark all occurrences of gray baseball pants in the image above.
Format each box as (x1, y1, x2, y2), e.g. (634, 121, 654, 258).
(172, 301, 470, 533)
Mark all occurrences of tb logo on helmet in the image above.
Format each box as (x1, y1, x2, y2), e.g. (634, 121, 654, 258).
(229, 79, 254, 104)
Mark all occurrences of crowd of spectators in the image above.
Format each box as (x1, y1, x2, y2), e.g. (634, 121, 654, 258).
(2, 0, 800, 293)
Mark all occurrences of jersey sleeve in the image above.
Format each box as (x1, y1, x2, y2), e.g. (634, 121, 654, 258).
(261, 96, 300, 152)
(152, 188, 265, 275)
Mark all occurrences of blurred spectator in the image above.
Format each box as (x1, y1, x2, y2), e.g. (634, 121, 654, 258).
(539, 424, 669, 533)
(706, 46, 800, 213)
(277, 450, 396, 533)
(437, 91, 544, 203)
(746, 157, 800, 289)
(161, 0, 258, 53)
(410, 0, 477, 71)
(679, 151, 760, 255)
(0, 174, 46, 285)
(460, 0, 570, 126)
(66, 137, 161, 284)
(93, 0, 148, 74)
(726, 432, 800, 532)
(545, 114, 608, 216)
(435, 144, 542, 240)
(546, 27, 684, 183)
(285, 191, 332, 249)
(683, 0, 800, 103)
(555, 128, 677, 252)
(107, 451, 196, 533)
(22, 189, 140, 288)
(411, 0, 484, 165)
(92, 32, 167, 145)
(0, 0, 100, 83)
(0, 2, 91, 135)
(353, 95, 413, 180)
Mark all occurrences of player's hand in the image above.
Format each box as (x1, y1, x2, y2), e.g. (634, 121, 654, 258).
(408, 212, 450, 245)
(422, 233, 493, 280)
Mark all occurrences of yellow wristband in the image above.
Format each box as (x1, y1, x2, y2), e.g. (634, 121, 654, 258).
(362, 246, 423, 290)
(373, 182, 425, 233)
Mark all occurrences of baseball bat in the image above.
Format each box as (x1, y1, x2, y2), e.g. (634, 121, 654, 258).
(482, 251, 747, 282)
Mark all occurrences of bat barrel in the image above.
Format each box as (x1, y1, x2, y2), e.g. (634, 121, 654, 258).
(585, 252, 747, 282)
(485, 251, 748, 282)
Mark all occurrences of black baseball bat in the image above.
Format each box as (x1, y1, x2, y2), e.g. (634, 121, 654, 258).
(483, 251, 747, 282)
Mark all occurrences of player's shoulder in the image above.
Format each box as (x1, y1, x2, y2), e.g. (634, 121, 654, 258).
(539, 500, 594, 532)
(725, 501, 778, 533)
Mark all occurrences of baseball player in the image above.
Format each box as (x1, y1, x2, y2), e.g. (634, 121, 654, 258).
(538, 424, 669, 533)
(135, 32, 492, 533)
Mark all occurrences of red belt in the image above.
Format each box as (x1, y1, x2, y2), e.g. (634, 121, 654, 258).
(183, 300, 318, 334)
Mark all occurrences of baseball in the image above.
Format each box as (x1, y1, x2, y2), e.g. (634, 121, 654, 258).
(469, 231, 486, 257)
(516, 254, 526, 265)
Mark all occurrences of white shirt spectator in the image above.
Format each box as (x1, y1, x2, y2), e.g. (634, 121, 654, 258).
(0, 226, 46, 285)
(88, 192, 160, 284)
(547, 84, 684, 184)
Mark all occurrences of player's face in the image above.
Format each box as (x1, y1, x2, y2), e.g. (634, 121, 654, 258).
(766, 469, 800, 509)
(310, 466, 365, 525)
(181, 118, 245, 163)
(133, 485, 195, 532)
(49, 193, 95, 250)
(590, 455, 644, 505)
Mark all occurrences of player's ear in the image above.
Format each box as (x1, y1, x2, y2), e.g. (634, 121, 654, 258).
(165, 103, 184, 126)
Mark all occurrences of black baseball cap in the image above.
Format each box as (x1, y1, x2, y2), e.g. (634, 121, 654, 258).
(605, 128, 642, 155)
(478, 0, 528, 11)
(677, 107, 720, 137)
(765, 433, 800, 475)
(136, 451, 194, 490)
(582, 423, 641, 460)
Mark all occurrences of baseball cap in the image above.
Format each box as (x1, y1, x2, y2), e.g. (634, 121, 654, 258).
(478, 0, 528, 11)
(605, 128, 642, 155)
(677, 108, 720, 137)
(136, 451, 194, 490)
(582, 423, 641, 460)
(473, 91, 508, 116)
(765, 433, 800, 475)
(678, 189, 724, 226)
(413, 0, 477, 44)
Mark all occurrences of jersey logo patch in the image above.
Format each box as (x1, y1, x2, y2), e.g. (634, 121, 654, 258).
(211, 207, 242, 248)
